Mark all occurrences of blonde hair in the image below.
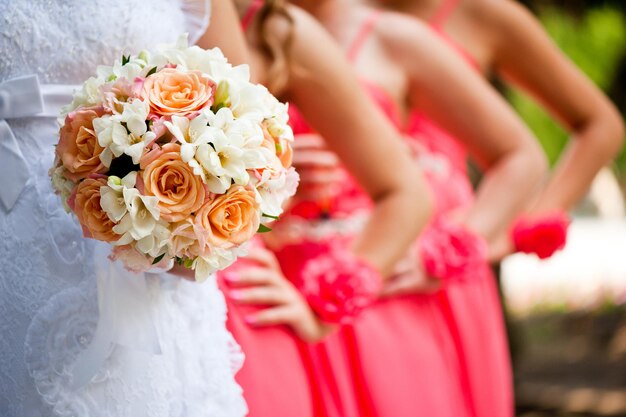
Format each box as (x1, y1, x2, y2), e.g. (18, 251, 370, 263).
(255, 0, 294, 93)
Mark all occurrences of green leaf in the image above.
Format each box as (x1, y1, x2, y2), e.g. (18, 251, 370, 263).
(121, 54, 130, 66)
(184, 258, 194, 268)
(152, 253, 165, 265)
(146, 66, 157, 77)
(262, 213, 280, 220)
(257, 224, 272, 233)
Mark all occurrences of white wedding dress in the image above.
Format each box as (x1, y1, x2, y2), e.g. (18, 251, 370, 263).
(0, 1, 247, 416)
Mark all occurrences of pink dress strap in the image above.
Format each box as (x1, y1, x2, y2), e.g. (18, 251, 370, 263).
(241, 0, 264, 31)
(346, 10, 382, 63)
(430, 0, 461, 29)
(428, 0, 481, 71)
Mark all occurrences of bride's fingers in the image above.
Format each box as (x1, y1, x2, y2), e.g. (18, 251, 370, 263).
(169, 264, 196, 281)
(245, 305, 295, 326)
(228, 286, 290, 306)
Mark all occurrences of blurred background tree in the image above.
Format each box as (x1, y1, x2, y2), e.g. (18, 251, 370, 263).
(507, 0, 626, 189)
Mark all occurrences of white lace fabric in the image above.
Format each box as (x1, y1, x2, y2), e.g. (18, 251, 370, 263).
(0, 1, 247, 416)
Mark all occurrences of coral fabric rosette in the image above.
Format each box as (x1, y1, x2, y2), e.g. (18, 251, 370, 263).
(511, 211, 570, 259)
(418, 218, 488, 282)
(50, 34, 299, 281)
(299, 246, 382, 324)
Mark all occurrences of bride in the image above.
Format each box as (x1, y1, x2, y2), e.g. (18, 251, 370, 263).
(0, 1, 250, 416)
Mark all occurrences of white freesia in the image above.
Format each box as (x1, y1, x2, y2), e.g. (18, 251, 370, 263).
(102, 172, 161, 246)
(100, 173, 137, 222)
(93, 99, 156, 164)
(256, 167, 300, 217)
(193, 245, 247, 282)
(135, 221, 171, 257)
(194, 130, 247, 192)
(164, 114, 213, 163)
(60, 77, 105, 119)
(96, 55, 146, 83)
(205, 107, 270, 169)
(149, 34, 250, 85)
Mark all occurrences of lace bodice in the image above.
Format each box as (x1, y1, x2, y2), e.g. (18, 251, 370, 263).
(0, 0, 200, 84)
(0, 1, 248, 416)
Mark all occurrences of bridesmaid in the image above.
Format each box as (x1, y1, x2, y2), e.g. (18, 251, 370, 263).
(230, 2, 549, 417)
(217, 1, 432, 416)
(363, 0, 625, 415)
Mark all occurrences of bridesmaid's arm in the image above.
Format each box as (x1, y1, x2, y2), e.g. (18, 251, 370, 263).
(487, 0, 624, 213)
(382, 13, 547, 243)
(282, 6, 432, 277)
(195, 0, 251, 67)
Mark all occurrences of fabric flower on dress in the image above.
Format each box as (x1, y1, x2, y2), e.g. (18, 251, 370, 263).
(418, 217, 488, 282)
(511, 211, 570, 259)
(300, 246, 382, 324)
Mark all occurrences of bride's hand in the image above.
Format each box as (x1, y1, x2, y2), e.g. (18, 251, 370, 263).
(168, 263, 196, 281)
(225, 246, 335, 342)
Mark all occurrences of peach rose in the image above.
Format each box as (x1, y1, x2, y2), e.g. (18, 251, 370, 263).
(56, 106, 108, 182)
(141, 143, 206, 222)
(195, 186, 260, 247)
(73, 176, 119, 242)
(169, 217, 204, 258)
(141, 68, 216, 116)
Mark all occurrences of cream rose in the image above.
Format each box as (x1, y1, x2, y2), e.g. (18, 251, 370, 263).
(140, 143, 206, 222)
(169, 217, 204, 258)
(141, 68, 215, 116)
(72, 176, 119, 242)
(56, 106, 108, 182)
(195, 185, 260, 247)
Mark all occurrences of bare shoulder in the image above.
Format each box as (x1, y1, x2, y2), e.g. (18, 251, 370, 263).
(373, 10, 439, 60)
(374, 11, 434, 47)
(463, 0, 543, 43)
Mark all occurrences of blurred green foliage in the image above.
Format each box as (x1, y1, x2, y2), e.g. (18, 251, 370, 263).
(505, 6, 626, 175)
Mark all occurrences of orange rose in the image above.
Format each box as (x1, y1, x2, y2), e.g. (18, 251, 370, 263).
(141, 68, 215, 116)
(195, 186, 260, 247)
(141, 143, 205, 222)
(56, 106, 108, 182)
(73, 177, 119, 242)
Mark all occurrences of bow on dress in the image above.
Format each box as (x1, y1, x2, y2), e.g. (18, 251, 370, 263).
(0, 75, 45, 210)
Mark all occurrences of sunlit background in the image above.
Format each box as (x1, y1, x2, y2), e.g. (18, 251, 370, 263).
(500, 1, 626, 416)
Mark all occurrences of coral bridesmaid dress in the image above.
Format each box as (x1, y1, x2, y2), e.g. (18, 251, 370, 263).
(329, 6, 514, 417)
(265, 11, 471, 417)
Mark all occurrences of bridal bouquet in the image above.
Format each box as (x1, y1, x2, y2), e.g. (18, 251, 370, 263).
(50, 35, 298, 281)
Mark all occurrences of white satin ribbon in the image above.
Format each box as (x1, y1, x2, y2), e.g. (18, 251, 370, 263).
(69, 243, 163, 389)
(0, 75, 77, 211)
